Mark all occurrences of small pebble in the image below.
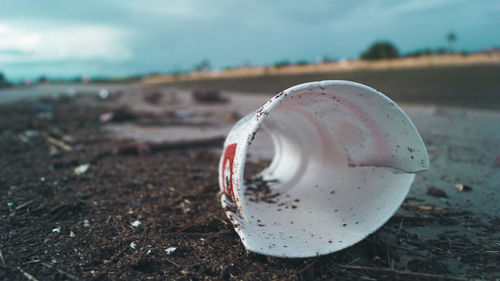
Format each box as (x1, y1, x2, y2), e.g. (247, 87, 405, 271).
(455, 184, 472, 192)
(52, 227, 61, 233)
(131, 220, 142, 227)
(164, 247, 177, 255)
(130, 242, 137, 249)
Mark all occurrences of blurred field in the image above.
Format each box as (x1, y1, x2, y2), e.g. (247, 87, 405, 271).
(143, 53, 500, 110)
(157, 65, 500, 109)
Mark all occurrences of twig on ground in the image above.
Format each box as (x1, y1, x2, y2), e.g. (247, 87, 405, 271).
(164, 258, 181, 268)
(42, 262, 80, 281)
(364, 239, 427, 258)
(46, 136, 72, 151)
(337, 264, 484, 281)
(296, 260, 317, 275)
(402, 203, 442, 211)
(15, 200, 34, 210)
(16, 266, 39, 281)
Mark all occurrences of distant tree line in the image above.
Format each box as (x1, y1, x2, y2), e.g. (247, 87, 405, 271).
(269, 32, 461, 66)
(360, 41, 399, 60)
(360, 32, 460, 60)
(0, 72, 10, 88)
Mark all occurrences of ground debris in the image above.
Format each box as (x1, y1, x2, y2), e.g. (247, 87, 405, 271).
(244, 177, 280, 204)
(402, 203, 443, 211)
(427, 186, 448, 198)
(46, 135, 72, 151)
(454, 183, 473, 192)
(142, 91, 164, 104)
(164, 247, 176, 255)
(42, 262, 81, 281)
(192, 88, 228, 103)
(74, 163, 90, 176)
(336, 264, 473, 281)
(131, 220, 142, 227)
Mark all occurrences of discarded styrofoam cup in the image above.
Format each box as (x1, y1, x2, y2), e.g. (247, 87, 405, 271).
(219, 80, 429, 258)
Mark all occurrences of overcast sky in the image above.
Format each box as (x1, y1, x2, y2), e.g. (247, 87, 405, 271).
(1, 0, 499, 81)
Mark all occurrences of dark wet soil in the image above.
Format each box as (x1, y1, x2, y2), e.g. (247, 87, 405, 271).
(1, 93, 499, 280)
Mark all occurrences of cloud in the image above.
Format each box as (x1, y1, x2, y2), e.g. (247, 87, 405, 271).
(1, 0, 499, 80)
(0, 22, 131, 63)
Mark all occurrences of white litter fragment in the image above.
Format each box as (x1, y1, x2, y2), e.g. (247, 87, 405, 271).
(99, 112, 114, 123)
(83, 219, 90, 228)
(52, 227, 61, 233)
(70, 231, 76, 238)
(128, 209, 134, 214)
(131, 220, 142, 227)
(146, 249, 151, 255)
(99, 89, 110, 99)
(24, 130, 40, 138)
(40, 177, 46, 182)
(130, 242, 137, 249)
(7, 202, 14, 207)
(164, 247, 177, 255)
(74, 164, 90, 176)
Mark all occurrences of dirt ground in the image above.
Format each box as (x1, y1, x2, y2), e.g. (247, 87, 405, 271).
(1, 86, 499, 280)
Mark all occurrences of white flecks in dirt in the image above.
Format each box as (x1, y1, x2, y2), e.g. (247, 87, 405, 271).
(131, 220, 142, 227)
(74, 164, 90, 176)
(83, 219, 90, 228)
(130, 242, 137, 249)
(164, 247, 177, 255)
(52, 227, 61, 234)
(70, 231, 76, 237)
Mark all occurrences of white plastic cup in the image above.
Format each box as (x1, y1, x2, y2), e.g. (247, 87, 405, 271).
(219, 80, 429, 258)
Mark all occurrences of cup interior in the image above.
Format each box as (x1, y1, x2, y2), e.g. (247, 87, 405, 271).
(238, 82, 420, 257)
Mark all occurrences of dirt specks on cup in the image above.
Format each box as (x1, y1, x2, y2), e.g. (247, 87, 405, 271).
(219, 80, 429, 258)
